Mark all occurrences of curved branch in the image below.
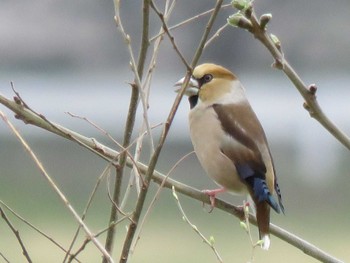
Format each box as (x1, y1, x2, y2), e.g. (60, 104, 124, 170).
(0, 93, 343, 263)
(228, 4, 350, 150)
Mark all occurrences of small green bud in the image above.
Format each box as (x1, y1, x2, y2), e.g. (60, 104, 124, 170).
(227, 13, 243, 27)
(240, 221, 248, 231)
(125, 34, 131, 44)
(227, 13, 252, 30)
(256, 239, 265, 246)
(232, 0, 251, 11)
(244, 204, 250, 215)
(172, 186, 179, 200)
(259, 13, 272, 29)
(209, 236, 215, 246)
(114, 16, 119, 27)
(232, 0, 244, 10)
(270, 34, 281, 48)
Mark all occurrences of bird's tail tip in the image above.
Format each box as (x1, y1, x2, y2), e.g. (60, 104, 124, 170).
(261, 235, 270, 250)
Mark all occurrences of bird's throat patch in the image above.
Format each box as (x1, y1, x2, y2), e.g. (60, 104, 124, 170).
(189, 95, 199, 109)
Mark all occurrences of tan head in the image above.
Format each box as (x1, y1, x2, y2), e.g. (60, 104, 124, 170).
(175, 63, 240, 104)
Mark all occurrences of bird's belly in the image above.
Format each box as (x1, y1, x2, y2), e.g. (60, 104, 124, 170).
(189, 108, 247, 194)
(199, 149, 247, 194)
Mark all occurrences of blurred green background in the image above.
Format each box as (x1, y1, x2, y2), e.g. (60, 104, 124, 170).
(1, 1, 350, 262)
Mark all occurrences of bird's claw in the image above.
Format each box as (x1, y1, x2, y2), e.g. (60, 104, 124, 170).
(201, 188, 226, 213)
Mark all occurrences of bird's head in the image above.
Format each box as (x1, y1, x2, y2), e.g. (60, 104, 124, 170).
(175, 63, 238, 105)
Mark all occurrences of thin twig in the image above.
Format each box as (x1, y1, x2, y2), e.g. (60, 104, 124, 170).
(190, 0, 225, 67)
(106, 172, 135, 218)
(150, 0, 191, 70)
(131, 151, 195, 252)
(119, 1, 224, 262)
(230, 4, 350, 150)
(172, 186, 223, 263)
(149, 3, 231, 42)
(63, 164, 115, 263)
(0, 252, 10, 263)
(0, 111, 114, 263)
(127, 0, 177, 198)
(68, 213, 132, 263)
(239, 201, 262, 262)
(66, 111, 148, 188)
(0, 200, 80, 263)
(0, 93, 343, 263)
(0, 207, 32, 263)
(205, 22, 229, 48)
(103, 0, 152, 260)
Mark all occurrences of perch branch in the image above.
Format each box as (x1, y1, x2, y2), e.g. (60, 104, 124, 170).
(0, 93, 343, 263)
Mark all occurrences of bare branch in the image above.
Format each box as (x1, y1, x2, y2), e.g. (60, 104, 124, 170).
(172, 187, 223, 263)
(150, 0, 191, 70)
(64, 165, 118, 263)
(67, 213, 132, 263)
(149, 4, 232, 42)
(0, 200, 81, 263)
(0, 252, 10, 263)
(0, 110, 114, 263)
(0, 207, 32, 263)
(205, 23, 230, 48)
(103, 0, 152, 260)
(190, 0, 225, 67)
(119, 1, 224, 262)
(0, 93, 343, 263)
(131, 151, 195, 252)
(228, 2, 350, 150)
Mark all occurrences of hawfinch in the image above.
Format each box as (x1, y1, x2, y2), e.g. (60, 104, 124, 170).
(175, 63, 284, 250)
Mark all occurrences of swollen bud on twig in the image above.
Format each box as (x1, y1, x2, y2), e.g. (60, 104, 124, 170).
(172, 186, 179, 201)
(227, 13, 253, 31)
(256, 239, 265, 247)
(240, 221, 248, 231)
(125, 34, 131, 44)
(259, 13, 272, 30)
(114, 16, 119, 27)
(270, 34, 281, 50)
(209, 236, 215, 246)
(308, 84, 318, 95)
(231, 0, 253, 18)
(231, 0, 252, 11)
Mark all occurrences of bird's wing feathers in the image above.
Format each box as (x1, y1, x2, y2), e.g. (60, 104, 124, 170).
(213, 103, 281, 213)
(212, 103, 266, 174)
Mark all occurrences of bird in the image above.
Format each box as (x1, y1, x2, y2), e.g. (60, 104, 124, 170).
(174, 63, 284, 250)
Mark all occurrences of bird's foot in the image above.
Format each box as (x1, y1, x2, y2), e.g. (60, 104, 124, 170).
(202, 187, 226, 213)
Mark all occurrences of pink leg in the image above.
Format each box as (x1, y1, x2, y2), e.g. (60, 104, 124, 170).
(202, 187, 226, 212)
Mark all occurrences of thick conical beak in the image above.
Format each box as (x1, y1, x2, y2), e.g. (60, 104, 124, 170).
(174, 76, 199, 97)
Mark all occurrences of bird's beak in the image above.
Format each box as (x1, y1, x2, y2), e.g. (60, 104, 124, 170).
(174, 76, 199, 97)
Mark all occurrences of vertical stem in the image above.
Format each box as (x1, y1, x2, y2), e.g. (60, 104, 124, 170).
(119, 1, 224, 262)
(103, 0, 150, 262)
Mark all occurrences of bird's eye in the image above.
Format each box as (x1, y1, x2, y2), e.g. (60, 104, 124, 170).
(203, 74, 213, 83)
